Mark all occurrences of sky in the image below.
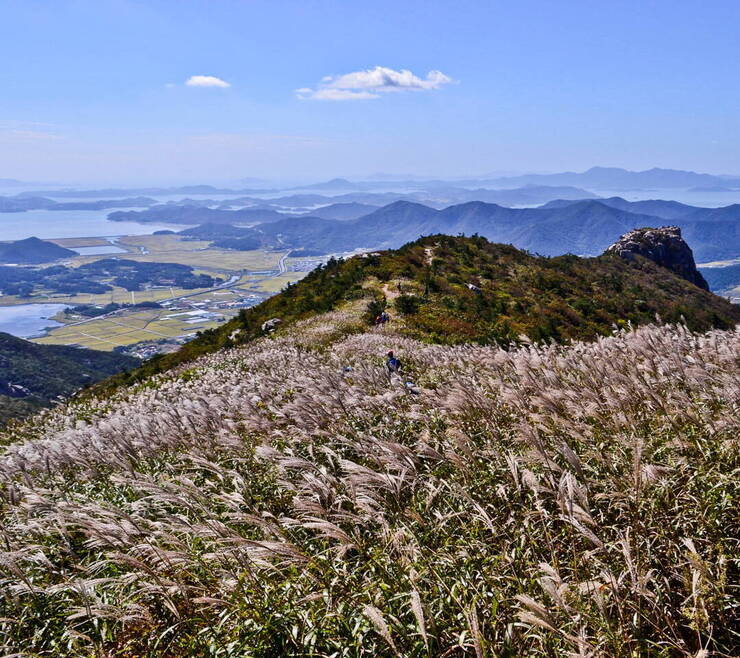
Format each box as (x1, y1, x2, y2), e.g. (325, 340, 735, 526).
(2, 0, 740, 184)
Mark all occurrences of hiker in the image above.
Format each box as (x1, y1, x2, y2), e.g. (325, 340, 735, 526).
(385, 350, 419, 392)
(380, 310, 390, 324)
(386, 350, 401, 377)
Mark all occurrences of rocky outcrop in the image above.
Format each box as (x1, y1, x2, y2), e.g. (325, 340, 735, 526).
(606, 226, 709, 290)
(261, 318, 282, 333)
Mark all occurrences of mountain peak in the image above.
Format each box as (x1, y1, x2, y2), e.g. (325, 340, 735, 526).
(584, 165, 626, 173)
(605, 226, 709, 290)
(367, 199, 435, 214)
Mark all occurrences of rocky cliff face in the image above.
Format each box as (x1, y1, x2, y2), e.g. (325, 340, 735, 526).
(606, 226, 709, 290)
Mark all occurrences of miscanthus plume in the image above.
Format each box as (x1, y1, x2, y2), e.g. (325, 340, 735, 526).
(0, 312, 737, 656)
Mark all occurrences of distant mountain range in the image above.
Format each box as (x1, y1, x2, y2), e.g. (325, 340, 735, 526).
(483, 166, 740, 190)
(104, 186, 602, 226)
(540, 196, 699, 219)
(109, 205, 287, 225)
(443, 185, 599, 205)
(226, 197, 740, 262)
(279, 167, 740, 192)
(13, 166, 740, 202)
(283, 167, 740, 192)
(102, 188, 739, 266)
(0, 195, 156, 212)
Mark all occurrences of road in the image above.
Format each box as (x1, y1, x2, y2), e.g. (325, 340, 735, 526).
(276, 253, 288, 275)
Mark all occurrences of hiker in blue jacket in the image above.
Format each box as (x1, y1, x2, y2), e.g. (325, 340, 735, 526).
(385, 350, 419, 393)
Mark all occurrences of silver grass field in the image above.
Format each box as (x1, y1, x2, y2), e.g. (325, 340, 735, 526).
(0, 310, 738, 656)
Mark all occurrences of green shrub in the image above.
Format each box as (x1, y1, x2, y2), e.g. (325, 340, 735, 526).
(395, 294, 422, 315)
(364, 298, 386, 325)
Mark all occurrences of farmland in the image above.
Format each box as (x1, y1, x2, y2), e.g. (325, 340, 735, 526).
(1, 233, 325, 354)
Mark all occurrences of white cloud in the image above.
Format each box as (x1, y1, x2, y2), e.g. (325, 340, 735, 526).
(185, 75, 231, 88)
(297, 66, 453, 101)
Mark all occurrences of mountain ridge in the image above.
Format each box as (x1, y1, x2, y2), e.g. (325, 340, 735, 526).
(245, 197, 740, 261)
(487, 165, 740, 189)
(98, 232, 740, 392)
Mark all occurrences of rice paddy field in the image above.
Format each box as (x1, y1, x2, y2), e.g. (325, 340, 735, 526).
(113, 236, 287, 272)
(0, 234, 317, 350)
(0, 284, 217, 308)
(31, 306, 236, 351)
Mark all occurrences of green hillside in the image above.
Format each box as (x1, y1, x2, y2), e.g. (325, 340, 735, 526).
(0, 332, 139, 425)
(105, 234, 740, 390)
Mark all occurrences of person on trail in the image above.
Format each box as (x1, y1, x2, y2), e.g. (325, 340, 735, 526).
(385, 350, 419, 392)
(386, 350, 401, 376)
(375, 311, 390, 326)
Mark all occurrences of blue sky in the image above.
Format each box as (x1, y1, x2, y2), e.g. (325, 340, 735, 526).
(2, 0, 740, 184)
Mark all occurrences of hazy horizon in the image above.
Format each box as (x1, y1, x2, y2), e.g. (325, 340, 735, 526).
(7, 164, 740, 191)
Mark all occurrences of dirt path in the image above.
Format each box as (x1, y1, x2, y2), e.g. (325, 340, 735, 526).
(380, 282, 402, 300)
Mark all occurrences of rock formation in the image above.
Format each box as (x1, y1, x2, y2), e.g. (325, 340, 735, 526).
(606, 226, 709, 290)
(261, 318, 282, 333)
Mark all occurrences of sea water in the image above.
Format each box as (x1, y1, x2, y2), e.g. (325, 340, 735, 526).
(0, 208, 180, 241)
(0, 303, 70, 339)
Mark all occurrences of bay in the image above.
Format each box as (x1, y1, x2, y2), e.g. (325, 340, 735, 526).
(0, 303, 70, 339)
(0, 209, 181, 241)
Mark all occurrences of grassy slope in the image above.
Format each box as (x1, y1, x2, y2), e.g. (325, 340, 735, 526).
(100, 234, 740, 392)
(1, 235, 737, 654)
(0, 311, 737, 656)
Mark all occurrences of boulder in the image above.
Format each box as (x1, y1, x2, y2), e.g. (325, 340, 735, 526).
(606, 226, 709, 290)
(261, 318, 282, 333)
